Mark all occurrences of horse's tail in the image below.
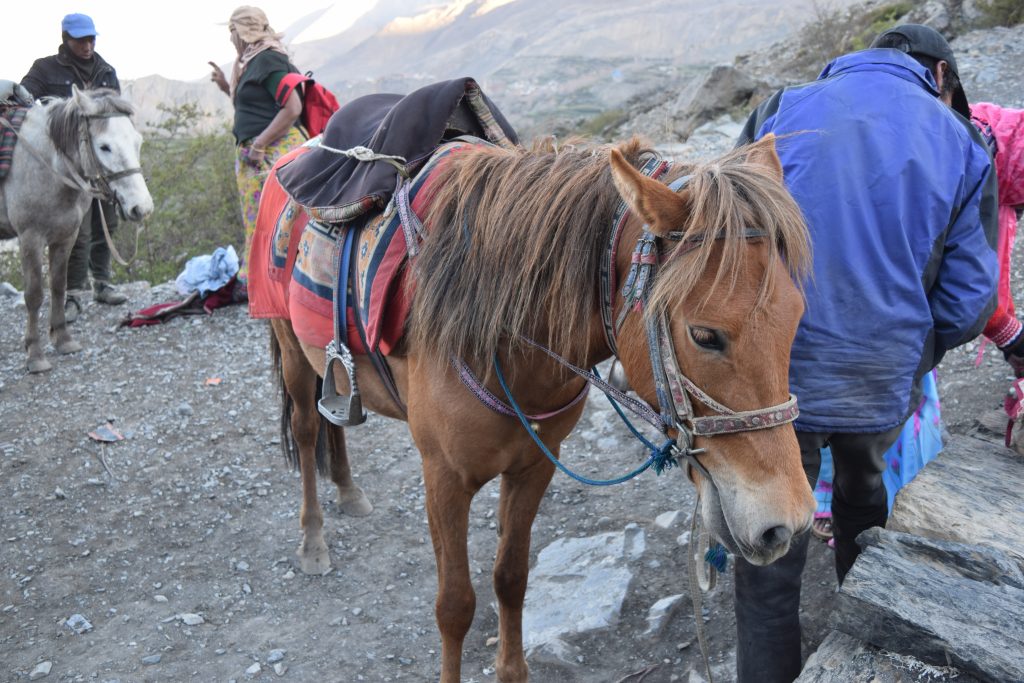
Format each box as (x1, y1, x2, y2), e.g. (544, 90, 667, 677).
(270, 327, 329, 475)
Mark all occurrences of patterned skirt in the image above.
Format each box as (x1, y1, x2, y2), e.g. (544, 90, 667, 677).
(235, 126, 306, 276)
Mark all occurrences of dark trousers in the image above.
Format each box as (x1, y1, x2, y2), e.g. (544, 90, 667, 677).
(733, 425, 902, 683)
(67, 199, 118, 291)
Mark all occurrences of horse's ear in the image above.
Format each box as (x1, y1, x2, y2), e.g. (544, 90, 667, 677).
(745, 133, 784, 183)
(609, 149, 689, 237)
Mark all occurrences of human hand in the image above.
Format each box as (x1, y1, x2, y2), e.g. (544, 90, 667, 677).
(1001, 329, 1024, 378)
(243, 143, 267, 168)
(208, 61, 229, 95)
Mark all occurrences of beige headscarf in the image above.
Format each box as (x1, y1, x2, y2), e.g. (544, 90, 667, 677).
(228, 6, 288, 97)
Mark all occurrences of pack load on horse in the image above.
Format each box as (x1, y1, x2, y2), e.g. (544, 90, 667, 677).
(0, 85, 152, 373)
(248, 77, 814, 683)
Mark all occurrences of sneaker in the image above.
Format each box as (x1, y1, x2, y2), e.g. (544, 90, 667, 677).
(94, 283, 128, 305)
(64, 293, 82, 323)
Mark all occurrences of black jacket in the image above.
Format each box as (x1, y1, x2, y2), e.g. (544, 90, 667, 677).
(21, 45, 120, 99)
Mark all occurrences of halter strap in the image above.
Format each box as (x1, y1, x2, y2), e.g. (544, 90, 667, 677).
(599, 154, 670, 356)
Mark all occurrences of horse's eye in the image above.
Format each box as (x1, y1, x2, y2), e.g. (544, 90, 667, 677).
(690, 326, 725, 351)
(99, 144, 112, 152)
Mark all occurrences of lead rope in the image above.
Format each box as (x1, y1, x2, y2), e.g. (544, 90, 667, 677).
(97, 201, 142, 267)
(688, 498, 716, 683)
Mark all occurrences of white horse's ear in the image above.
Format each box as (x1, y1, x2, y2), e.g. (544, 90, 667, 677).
(70, 84, 97, 115)
(609, 148, 690, 237)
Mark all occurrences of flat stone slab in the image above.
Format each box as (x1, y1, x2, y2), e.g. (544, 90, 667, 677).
(889, 433, 1024, 564)
(522, 525, 645, 652)
(831, 527, 1024, 683)
(795, 631, 978, 682)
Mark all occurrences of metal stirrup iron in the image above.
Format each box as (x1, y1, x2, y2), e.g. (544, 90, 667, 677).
(318, 340, 366, 427)
(318, 226, 366, 427)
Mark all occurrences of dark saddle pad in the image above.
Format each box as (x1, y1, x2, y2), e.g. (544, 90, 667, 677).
(276, 77, 518, 224)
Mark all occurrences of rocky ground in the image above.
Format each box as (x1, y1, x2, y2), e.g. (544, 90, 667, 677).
(0, 247, 1017, 683)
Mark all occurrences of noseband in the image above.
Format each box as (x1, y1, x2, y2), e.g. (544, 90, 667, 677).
(601, 159, 799, 481)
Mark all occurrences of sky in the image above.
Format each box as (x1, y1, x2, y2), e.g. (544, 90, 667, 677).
(2, 1, 376, 82)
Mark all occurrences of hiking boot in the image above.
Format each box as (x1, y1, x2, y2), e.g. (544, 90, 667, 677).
(94, 283, 127, 305)
(64, 293, 82, 323)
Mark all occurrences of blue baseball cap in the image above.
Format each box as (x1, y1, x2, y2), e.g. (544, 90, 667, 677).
(61, 13, 98, 39)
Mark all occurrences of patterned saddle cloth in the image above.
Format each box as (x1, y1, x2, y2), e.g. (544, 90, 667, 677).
(248, 137, 483, 355)
(0, 105, 29, 181)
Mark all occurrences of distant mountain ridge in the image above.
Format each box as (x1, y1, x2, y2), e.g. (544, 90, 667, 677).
(126, 0, 858, 137)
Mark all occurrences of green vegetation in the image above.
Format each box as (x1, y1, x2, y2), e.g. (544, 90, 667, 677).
(850, 3, 915, 51)
(794, 1, 914, 79)
(976, 0, 1024, 27)
(577, 108, 628, 139)
(0, 102, 242, 290)
(121, 103, 242, 286)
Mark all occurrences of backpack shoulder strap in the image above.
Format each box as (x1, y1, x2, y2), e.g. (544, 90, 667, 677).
(274, 72, 311, 106)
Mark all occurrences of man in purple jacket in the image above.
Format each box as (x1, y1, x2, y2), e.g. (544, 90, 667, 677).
(732, 24, 998, 682)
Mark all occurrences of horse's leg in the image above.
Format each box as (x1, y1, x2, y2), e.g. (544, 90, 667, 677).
(18, 232, 51, 373)
(48, 231, 82, 355)
(270, 319, 331, 575)
(493, 458, 555, 682)
(423, 457, 480, 683)
(324, 423, 373, 516)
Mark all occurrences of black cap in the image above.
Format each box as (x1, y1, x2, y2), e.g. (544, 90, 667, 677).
(871, 23, 970, 118)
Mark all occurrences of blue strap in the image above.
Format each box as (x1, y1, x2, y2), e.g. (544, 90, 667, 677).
(493, 354, 677, 486)
(335, 226, 357, 344)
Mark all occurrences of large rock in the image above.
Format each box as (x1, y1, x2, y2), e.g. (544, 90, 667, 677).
(831, 527, 1024, 683)
(796, 630, 977, 682)
(521, 524, 645, 655)
(668, 64, 768, 140)
(888, 433, 1024, 564)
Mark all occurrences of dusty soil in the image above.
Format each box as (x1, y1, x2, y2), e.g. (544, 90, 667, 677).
(0, 269, 1014, 683)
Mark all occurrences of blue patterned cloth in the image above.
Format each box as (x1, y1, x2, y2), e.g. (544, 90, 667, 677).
(814, 370, 942, 514)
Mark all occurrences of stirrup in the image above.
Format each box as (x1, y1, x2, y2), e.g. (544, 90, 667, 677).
(318, 340, 367, 427)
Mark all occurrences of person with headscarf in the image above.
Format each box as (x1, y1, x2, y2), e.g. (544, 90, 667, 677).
(209, 5, 304, 276)
(21, 13, 128, 321)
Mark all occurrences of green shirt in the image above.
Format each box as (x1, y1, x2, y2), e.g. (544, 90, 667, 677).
(232, 50, 296, 144)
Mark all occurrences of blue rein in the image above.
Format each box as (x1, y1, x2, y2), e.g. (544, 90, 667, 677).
(492, 354, 678, 486)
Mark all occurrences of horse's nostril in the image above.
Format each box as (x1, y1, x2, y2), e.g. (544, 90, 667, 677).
(759, 524, 792, 550)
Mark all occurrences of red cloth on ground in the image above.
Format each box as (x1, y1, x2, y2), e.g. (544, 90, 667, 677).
(973, 103, 1024, 347)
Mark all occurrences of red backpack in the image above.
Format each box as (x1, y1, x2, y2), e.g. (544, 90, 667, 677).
(275, 71, 340, 138)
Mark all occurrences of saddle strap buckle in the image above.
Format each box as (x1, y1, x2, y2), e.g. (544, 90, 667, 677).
(318, 340, 367, 427)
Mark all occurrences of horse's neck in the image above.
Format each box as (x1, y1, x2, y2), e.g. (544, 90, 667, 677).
(23, 107, 87, 186)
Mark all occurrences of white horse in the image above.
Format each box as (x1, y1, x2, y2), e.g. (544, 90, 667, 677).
(0, 86, 153, 373)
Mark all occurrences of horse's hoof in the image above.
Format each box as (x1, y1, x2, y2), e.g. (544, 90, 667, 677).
(296, 543, 331, 575)
(56, 340, 83, 355)
(337, 486, 373, 517)
(27, 358, 52, 373)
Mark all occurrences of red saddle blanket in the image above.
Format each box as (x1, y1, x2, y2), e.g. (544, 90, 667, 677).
(248, 139, 477, 354)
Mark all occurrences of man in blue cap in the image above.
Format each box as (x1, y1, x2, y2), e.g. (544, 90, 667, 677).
(731, 23, 998, 683)
(21, 13, 127, 321)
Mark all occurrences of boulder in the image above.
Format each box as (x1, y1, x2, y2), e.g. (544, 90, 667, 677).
(831, 527, 1024, 683)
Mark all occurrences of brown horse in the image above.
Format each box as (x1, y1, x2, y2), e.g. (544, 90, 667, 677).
(267, 134, 815, 682)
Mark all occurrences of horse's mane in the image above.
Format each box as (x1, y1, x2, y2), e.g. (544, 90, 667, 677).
(647, 143, 811, 323)
(45, 89, 134, 160)
(411, 137, 810, 365)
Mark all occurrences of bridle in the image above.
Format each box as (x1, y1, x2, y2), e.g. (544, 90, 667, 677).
(599, 155, 799, 482)
(71, 111, 145, 204)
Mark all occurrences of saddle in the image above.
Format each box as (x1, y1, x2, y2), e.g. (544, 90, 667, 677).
(276, 77, 518, 223)
(253, 78, 519, 427)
